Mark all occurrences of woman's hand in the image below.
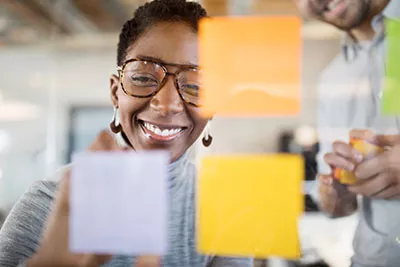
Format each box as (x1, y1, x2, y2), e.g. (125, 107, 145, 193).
(27, 131, 120, 267)
(28, 130, 161, 267)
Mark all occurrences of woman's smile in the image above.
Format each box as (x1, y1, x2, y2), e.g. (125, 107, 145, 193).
(137, 119, 189, 142)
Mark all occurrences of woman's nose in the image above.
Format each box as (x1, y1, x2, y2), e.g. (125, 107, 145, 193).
(150, 76, 184, 117)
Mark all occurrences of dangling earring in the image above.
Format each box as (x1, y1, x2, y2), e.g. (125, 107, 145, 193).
(110, 106, 121, 133)
(202, 121, 213, 147)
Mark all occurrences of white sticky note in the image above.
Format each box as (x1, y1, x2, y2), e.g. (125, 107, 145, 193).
(70, 151, 169, 255)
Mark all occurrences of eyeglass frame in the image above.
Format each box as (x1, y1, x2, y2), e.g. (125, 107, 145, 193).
(117, 58, 201, 107)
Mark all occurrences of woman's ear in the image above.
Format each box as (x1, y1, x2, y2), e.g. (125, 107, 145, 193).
(110, 74, 120, 107)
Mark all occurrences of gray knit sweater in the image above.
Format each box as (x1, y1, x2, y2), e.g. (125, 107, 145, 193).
(0, 154, 252, 267)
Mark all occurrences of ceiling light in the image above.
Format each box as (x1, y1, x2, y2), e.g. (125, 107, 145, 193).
(295, 125, 317, 147)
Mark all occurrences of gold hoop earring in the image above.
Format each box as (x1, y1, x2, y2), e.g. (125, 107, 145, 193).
(110, 106, 121, 133)
(202, 122, 213, 147)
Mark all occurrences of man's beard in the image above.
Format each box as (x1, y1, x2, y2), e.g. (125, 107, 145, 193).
(331, 0, 372, 31)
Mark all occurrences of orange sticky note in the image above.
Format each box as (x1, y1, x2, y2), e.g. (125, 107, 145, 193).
(199, 16, 301, 117)
(197, 154, 303, 259)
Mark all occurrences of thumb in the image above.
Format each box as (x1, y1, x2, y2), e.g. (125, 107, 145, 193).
(51, 170, 71, 218)
(89, 130, 121, 152)
(319, 174, 333, 186)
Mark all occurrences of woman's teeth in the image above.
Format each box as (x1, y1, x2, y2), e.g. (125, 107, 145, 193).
(143, 122, 182, 137)
(327, 0, 342, 11)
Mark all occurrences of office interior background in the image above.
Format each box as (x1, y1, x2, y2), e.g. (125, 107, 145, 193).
(0, 1, 356, 266)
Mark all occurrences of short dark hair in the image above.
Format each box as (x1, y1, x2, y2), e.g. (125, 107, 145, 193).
(117, 0, 208, 66)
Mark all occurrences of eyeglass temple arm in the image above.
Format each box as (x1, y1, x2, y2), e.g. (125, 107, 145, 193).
(116, 66, 123, 77)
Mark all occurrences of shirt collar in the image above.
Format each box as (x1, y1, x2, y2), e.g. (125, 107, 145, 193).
(342, 10, 386, 62)
(382, 0, 400, 20)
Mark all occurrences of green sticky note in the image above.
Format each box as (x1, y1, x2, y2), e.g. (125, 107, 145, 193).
(382, 18, 400, 115)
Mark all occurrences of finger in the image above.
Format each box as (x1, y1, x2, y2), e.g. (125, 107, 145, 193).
(349, 129, 376, 143)
(319, 174, 333, 186)
(89, 130, 121, 152)
(373, 185, 399, 199)
(388, 192, 400, 200)
(374, 134, 400, 147)
(355, 152, 389, 180)
(79, 254, 112, 267)
(324, 152, 356, 172)
(319, 182, 337, 198)
(349, 173, 393, 197)
(319, 174, 342, 198)
(332, 141, 363, 163)
(136, 256, 161, 267)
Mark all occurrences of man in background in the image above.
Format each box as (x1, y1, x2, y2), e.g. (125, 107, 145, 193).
(295, 0, 400, 266)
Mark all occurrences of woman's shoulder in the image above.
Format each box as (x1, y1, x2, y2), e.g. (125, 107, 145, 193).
(2, 165, 67, 230)
(0, 178, 61, 266)
(26, 163, 68, 203)
(26, 179, 59, 203)
(5, 179, 60, 227)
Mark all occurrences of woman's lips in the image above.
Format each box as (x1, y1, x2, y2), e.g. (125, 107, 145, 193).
(139, 120, 186, 142)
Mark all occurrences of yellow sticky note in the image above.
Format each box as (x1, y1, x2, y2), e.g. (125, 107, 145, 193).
(197, 154, 303, 259)
(199, 16, 302, 117)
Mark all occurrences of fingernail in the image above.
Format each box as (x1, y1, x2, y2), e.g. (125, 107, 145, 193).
(353, 150, 363, 162)
(345, 162, 355, 171)
(321, 176, 333, 185)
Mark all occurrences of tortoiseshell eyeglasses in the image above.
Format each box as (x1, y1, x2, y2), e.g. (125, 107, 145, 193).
(117, 58, 202, 107)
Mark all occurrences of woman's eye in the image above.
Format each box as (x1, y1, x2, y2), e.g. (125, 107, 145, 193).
(130, 75, 158, 86)
(182, 84, 199, 96)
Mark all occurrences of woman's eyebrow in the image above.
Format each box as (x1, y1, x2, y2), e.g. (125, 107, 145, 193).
(136, 55, 198, 68)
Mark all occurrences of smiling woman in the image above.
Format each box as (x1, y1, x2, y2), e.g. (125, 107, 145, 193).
(110, 1, 209, 162)
(112, 49, 205, 160)
(0, 1, 253, 267)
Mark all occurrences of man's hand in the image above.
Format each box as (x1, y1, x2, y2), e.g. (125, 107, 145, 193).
(318, 139, 360, 217)
(349, 132, 400, 199)
(318, 173, 357, 217)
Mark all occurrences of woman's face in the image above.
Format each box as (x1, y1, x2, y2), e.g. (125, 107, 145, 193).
(110, 22, 209, 162)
